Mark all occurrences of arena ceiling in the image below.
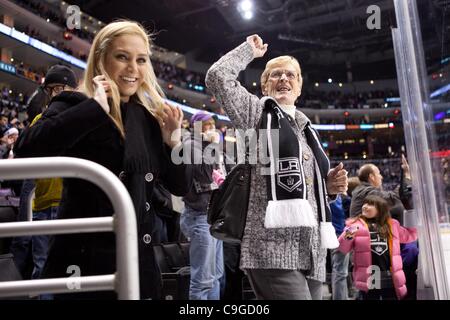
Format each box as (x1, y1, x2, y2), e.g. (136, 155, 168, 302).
(68, 0, 449, 82)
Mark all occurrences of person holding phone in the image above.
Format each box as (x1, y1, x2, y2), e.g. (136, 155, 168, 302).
(338, 195, 417, 300)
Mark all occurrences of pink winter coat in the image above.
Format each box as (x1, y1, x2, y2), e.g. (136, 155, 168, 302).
(338, 218, 417, 299)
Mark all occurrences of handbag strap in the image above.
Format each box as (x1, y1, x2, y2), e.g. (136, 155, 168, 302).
(243, 111, 264, 165)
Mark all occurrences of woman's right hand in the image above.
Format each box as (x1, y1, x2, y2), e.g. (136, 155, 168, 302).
(246, 34, 268, 59)
(93, 75, 111, 114)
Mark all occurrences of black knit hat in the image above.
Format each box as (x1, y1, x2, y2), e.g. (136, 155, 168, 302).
(43, 65, 78, 88)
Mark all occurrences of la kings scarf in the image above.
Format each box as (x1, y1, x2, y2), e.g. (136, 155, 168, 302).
(260, 98, 339, 249)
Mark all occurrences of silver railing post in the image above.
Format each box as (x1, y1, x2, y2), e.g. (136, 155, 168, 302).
(0, 157, 139, 299)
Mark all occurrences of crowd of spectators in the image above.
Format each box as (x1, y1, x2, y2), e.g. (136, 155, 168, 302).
(23, 26, 89, 61)
(330, 158, 403, 191)
(1, 90, 28, 124)
(13, 0, 95, 42)
(0, 93, 28, 158)
(13, 59, 46, 84)
(153, 61, 205, 92)
(300, 90, 400, 109)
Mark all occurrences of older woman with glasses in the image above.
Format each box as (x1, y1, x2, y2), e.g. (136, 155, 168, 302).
(206, 34, 348, 300)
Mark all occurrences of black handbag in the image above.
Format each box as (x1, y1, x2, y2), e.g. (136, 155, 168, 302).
(207, 113, 263, 243)
(207, 162, 251, 243)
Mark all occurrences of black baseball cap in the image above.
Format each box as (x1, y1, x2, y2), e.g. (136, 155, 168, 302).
(43, 65, 78, 88)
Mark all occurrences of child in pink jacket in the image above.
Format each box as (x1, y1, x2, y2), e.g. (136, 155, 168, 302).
(338, 195, 417, 300)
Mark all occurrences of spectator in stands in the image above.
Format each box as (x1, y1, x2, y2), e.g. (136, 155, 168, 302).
(9, 66, 77, 284)
(350, 155, 411, 222)
(15, 20, 192, 300)
(330, 176, 360, 300)
(338, 195, 417, 300)
(0, 114, 9, 133)
(350, 156, 419, 299)
(26, 65, 78, 122)
(206, 34, 348, 300)
(180, 111, 224, 300)
(0, 127, 19, 159)
(29, 65, 78, 286)
(2, 87, 9, 100)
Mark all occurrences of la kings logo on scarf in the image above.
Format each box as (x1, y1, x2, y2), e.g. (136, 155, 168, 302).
(277, 157, 302, 192)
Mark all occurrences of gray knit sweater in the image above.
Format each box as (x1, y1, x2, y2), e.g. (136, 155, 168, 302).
(206, 42, 327, 282)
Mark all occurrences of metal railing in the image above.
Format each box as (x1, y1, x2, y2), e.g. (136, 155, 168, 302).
(0, 157, 139, 299)
(27, 187, 35, 222)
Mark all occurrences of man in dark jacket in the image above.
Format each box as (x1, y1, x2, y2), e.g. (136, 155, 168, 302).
(9, 65, 78, 281)
(27, 64, 78, 123)
(350, 157, 411, 222)
(180, 111, 224, 300)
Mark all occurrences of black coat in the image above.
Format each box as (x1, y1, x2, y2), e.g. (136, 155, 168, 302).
(15, 91, 192, 299)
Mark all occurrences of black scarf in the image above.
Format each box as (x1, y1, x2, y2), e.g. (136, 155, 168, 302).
(260, 97, 338, 248)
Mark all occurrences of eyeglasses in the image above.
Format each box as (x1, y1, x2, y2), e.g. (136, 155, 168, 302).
(45, 84, 67, 96)
(269, 70, 297, 80)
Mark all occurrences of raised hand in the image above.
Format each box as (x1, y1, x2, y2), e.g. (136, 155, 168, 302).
(159, 102, 183, 148)
(93, 75, 111, 114)
(246, 34, 268, 59)
(401, 154, 411, 180)
(327, 162, 348, 195)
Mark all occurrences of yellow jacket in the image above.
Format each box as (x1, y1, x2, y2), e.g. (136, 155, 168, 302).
(30, 114, 63, 211)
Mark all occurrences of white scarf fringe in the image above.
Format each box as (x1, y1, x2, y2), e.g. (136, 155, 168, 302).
(265, 199, 317, 228)
(320, 222, 339, 249)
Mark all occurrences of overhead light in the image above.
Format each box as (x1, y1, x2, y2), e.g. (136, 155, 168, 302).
(338, 83, 343, 87)
(243, 11, 253, 19)
(253, 82, 257, 86)
(328, 78, 332, 83)
(239, 0, 253, 12)
(370, 80, 374, 84)
(238, 0, 254, 20)
(315, 82, 319, 87)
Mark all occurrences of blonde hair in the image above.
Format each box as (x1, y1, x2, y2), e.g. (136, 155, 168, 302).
(82, 20, 165, 137)
(260, 56, 302, 94)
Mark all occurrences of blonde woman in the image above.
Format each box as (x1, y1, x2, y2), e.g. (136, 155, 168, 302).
(15, 21, 192, 299)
